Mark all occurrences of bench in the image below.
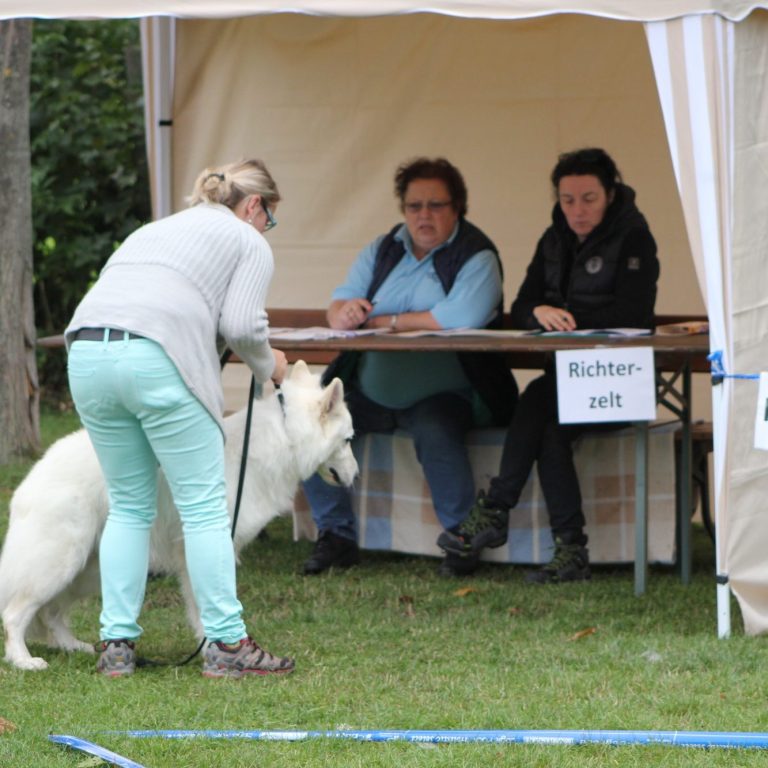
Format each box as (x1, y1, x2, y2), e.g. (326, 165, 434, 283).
(293, 423, 679, 565)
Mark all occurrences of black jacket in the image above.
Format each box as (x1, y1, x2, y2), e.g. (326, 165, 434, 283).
(510, 184, 659, 330)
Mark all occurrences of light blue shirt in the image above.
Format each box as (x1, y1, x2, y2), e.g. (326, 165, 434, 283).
(332, 223, 502, 409)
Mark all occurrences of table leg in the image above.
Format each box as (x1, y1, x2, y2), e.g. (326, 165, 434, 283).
(634, 421, 649, 596)
(678, 363, 692, 584)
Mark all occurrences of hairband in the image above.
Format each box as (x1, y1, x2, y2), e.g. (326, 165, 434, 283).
(204, 172, 225, 183)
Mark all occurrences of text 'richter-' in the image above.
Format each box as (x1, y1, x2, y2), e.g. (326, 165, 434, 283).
(555, 347, 656, 424)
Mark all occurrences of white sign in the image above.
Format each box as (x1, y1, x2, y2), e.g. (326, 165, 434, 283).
(555, 347, 656, 424)
(753, 373, 768, 450)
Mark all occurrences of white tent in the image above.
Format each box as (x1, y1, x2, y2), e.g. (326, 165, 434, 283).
(6, 1, 768, 637)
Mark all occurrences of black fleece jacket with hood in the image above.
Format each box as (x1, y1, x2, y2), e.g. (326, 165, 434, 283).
(510, 183, 659, 331)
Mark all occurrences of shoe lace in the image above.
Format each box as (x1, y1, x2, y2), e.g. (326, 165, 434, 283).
(460, 495, 504, 537)
(545, 542, 584, 571)
(240, 637, 292, 670)
(100, 639, 135, 651)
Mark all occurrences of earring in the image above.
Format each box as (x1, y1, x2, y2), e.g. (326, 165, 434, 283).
(247, 218, 253, 224)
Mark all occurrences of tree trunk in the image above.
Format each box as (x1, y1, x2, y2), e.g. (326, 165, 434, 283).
(0, 19, 39, 462)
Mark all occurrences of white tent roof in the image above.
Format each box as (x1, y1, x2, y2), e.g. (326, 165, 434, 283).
(3, 0, 768, 21)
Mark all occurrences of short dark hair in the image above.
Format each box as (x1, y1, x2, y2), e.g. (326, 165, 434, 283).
(394, 157, 468, 217)
(550, 148, 622, 195)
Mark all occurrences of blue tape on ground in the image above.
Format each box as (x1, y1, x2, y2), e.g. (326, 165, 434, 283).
(49, 734, 147, 767)
(114, 728, 768, 749)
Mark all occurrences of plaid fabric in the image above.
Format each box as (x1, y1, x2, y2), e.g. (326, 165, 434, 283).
(294, 422, 678, 565)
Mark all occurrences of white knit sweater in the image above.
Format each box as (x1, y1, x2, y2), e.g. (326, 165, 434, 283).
(65, 203, 276, 432)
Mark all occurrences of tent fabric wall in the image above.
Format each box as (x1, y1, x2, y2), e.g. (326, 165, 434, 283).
(646, 15, 736, 637)
(647, 11, 768, 637)
(721, 11, 768, 636)
(167, 13, 697, 319)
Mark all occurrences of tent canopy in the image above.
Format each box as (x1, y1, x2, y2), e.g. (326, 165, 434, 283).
(2, 0, 767, 21)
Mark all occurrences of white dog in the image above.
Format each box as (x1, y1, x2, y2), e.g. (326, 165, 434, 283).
(0, 360, 357, 671)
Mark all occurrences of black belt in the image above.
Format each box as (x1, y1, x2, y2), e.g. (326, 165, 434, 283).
(73, 328, 144, 342)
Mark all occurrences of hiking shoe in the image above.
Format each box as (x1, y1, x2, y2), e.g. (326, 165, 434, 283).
(202, 636, 295, 678)
(525, 538, 591, 584)
(437, 492, 509, 556)
(96, 639, 136, 677)
(302, 530, 359, 575)
(438, 551, 481, 578)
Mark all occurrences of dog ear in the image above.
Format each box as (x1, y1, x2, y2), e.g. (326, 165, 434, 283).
(289, 359, 313, 383)
(320, 378, 345, 417)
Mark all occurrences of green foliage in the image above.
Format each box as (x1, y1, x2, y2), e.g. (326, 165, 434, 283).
(30, 19, 151, 401)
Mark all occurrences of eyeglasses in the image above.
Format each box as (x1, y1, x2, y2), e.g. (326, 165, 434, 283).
(262, 201, 277, 231)
(403, 200, 453, 214)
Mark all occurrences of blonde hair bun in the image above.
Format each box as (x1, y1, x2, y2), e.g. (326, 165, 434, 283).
(187, 159, 280, 210)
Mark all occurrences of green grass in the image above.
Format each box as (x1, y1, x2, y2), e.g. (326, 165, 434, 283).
(0, 410, 765, 767)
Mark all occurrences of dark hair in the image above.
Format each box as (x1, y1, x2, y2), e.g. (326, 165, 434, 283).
(550, 148, 622, 196)
(394, 157, 468, 217)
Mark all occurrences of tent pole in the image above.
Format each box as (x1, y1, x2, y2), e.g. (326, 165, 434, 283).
(140, 16, 175, 219)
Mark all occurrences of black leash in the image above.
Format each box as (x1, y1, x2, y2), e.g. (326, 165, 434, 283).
(137, 349, 257, 669)
(232, 374, 257, 542)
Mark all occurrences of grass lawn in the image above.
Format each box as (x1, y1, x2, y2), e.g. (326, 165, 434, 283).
(1, 409, 766, 767)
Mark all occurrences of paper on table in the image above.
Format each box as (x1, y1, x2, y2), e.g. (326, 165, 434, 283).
(393, 328, 538, 338)
(541, 328, 652, 337)
(268, 326, 391, 341)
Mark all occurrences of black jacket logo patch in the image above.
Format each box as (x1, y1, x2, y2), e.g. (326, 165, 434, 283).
(585, 255, 603, 274)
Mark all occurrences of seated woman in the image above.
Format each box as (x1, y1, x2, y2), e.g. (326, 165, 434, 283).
(301, 157, 518, 577)
(438, 147, 660, 582)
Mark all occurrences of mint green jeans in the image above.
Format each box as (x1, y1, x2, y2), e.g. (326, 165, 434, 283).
(67, 333, 246, 644)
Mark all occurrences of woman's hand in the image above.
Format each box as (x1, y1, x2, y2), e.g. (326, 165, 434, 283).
(271, 348, 288, 385)
(533, 305, 577, 332)
(328, 299, 375, 330)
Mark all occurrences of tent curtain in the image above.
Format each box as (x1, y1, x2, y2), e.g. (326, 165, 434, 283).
(645, 14, 735, 637)
(719, 12, 768, 637)
(646, 11, 768, 637)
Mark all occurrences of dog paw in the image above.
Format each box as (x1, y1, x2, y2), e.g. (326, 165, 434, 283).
(8, 656, 49, 671)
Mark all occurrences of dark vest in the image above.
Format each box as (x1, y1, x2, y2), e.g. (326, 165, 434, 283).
(323, 220, 518, 425)
(541, 229, 624, 311)
(541, 185, 654, 326)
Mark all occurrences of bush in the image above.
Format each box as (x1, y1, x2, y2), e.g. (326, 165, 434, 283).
(30, 19, 151, 401)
